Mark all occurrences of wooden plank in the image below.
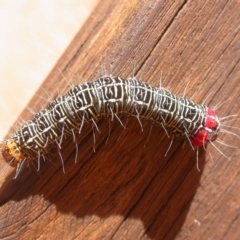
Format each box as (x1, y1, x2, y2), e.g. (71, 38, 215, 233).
(0, 0, 239, 239)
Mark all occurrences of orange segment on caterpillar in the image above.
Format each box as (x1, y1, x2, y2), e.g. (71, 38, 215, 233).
(0, 76, 229, 178)
(2, 140, 26, 167)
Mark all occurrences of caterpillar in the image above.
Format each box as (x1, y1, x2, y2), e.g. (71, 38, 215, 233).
(1, 76, 221, 178)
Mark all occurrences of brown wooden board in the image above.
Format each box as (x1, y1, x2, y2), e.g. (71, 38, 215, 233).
(0, 1, 240, 239)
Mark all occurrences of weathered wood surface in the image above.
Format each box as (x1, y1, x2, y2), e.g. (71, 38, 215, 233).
(0, 1, 240, 239)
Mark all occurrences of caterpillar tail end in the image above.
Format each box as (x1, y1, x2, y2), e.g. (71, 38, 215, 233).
(1, 140, 26, 167)
(192, 107, 220, 147)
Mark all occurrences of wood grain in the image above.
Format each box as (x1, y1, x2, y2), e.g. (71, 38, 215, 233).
(0, 0, 240, 239)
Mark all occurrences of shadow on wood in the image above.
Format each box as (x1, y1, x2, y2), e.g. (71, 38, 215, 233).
(0, 118, 205, 239)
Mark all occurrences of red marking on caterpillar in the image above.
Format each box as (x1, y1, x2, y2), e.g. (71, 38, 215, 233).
(0, 75, 235, 178)
(192, 108, 219, 146)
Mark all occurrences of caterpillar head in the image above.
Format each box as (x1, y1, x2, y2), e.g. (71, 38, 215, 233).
(1, 139, 26, 167)
(192, 107, 220, 146)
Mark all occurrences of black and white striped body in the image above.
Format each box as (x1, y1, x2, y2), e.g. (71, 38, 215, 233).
(10, 76, 207, 161)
